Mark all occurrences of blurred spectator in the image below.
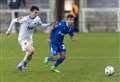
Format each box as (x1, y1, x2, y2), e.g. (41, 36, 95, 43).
(8, 0, 26, 9)
(20, 0, 26, 8)
(8, 0, 26, 17)
(70, 1, 79, 32)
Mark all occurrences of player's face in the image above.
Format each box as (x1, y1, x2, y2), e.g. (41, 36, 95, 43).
(67, 18, 74, 26)
(31, 10, 39, 18)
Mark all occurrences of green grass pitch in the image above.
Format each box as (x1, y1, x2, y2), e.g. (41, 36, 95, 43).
(0, 32, 120, 82)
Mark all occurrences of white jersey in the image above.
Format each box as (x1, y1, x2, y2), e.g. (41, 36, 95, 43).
(18, 16, 42, 41)
(6, 15, 50, 41)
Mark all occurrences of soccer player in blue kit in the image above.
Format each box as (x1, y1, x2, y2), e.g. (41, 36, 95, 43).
(44, 14, 78, 73)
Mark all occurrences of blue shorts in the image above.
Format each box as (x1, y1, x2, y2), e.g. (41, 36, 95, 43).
(50, 43, 66, 56)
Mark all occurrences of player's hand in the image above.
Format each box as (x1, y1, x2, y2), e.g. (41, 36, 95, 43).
(71, 36, 78, 41)
(6, 31, 10, 36)
(50, 21, 57, 27)
(48, 39, 51, 43)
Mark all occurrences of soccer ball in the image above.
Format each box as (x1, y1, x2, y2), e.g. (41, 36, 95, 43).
(105, 65, 115, 76)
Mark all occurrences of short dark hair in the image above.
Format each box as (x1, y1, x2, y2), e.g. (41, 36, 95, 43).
(30, 6, 39, 11)
(66, 14, 74, 19)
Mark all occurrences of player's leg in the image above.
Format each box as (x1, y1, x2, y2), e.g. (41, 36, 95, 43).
(17, 40, 34, 71)
(54, 44, 66, 67)
(22, 40, 35, 66)
(22, 45, 35, 67)
(51, 44, 66, 73)
(54, 52, 66, 68)
(44, 44, 58, 64)
(50, 52, 65, 73)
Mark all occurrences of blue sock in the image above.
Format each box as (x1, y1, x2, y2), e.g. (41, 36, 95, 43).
(54, 57, 65, 67)
(48, 56, 53, 61)
(48, 56, 56, 61)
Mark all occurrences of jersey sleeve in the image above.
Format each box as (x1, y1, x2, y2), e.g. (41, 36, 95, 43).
(36, 16, 50, 28)
(6, 18, 17, 34)
(68, 27, 74, 37)
(17, 16, 28, 23)
(6, 16, 28, 34)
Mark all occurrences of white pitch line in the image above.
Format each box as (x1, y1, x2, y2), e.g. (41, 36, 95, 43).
(0, 81, 119, 82)
(0, 57, 120, 59)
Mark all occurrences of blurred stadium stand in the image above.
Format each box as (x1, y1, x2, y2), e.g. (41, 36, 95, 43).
(0, 0, 120, 33)
(79, 0, 120, 32)
(87, 0, 118, 8)
(0, 0, 49, 9)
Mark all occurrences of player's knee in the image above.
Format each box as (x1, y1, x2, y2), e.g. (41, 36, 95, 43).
(52, 51, 57, 56)
(52, 55, 58, 60)
(60, 52, 66, 58)
(60, 55, 65, 61)
(31, 48, 35, 54)
(27, 47, 35, 55)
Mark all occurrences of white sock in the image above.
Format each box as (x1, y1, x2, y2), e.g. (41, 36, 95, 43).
(17, 52, 29, 68)
(22, 52, 29, 63)
(17, 61, 24, 67)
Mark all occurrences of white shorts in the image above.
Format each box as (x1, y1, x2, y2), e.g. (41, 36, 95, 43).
(19, 39, 33, 51)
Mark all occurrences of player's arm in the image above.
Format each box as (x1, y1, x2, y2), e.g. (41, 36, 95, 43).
(69, 28, 78, 41)
(6, 18, 18, 35)
(47, 22, 58, 42)
(36, 16, 55, 29)
(70, 34, 78, 41)
(6, 16, 26, 35)
(48, 27, 52, 42)
(47, 22, 57, 42)
(41, 23, 51, 27)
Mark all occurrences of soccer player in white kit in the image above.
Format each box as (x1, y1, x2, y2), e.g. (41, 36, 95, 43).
(6, 6, 52, 71)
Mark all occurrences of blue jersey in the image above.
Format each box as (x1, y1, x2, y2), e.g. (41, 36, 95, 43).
(50, 20, 74, 45)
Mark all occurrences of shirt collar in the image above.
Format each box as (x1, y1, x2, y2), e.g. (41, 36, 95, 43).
(66, 21, 69, 27)
(29, 15, 35, 19)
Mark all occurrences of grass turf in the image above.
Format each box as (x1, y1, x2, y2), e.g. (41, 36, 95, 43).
(0, 32, 120, 82)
